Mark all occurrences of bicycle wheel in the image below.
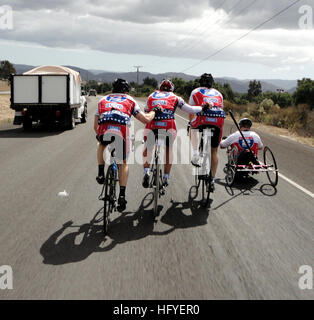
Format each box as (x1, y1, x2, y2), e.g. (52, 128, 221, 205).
(103, 165, 116, 234)
(153, 160, 160, 217)
(200, 154, 212, 207)
(263, 146, 278, 187)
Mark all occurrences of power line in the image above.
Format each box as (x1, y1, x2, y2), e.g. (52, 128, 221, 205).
(177, 0, 258, 60)
(181, 0, 302, 73)
(172, 0, 246, 60)
(147, 0, 228, 67)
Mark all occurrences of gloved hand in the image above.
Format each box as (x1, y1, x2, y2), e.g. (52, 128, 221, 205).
(152, 105, 163, 113)
(202, 102, 213, 111)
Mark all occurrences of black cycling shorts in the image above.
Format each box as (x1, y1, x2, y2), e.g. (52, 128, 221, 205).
(192, 124, 221, 148)
(144, 128, 175, 149)
(98, 133, 128, 162)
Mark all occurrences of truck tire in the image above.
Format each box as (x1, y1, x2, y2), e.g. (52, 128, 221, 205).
(23, 117, 32, 131)
(67, 109, 75, 130)
(81, 106, 87, 123)
(62, 110, 75, 130)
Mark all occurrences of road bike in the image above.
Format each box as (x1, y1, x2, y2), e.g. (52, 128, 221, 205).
(98, 147, 118, 235)
(189, 125, 214, 207)
(147, 135, 167, 216)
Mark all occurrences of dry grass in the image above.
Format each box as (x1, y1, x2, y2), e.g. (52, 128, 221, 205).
(227, 115, 314, 147)
(0, 95, 14, 124)
(0, 80, 10, 92)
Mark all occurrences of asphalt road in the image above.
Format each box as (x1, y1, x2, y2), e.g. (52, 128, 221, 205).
(0, 96, 313, 300)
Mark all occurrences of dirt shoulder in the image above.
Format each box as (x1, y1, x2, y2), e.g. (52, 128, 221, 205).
(226, 116, 314, 147)
(0, 94, 14, 125)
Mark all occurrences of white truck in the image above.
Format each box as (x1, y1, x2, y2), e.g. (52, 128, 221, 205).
(10, 65, 88, 130)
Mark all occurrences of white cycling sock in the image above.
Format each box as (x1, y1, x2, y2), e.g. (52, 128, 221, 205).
(144, 167, 150, 174)
(193, 149, 199, 156)
(163, 173, 170, 180)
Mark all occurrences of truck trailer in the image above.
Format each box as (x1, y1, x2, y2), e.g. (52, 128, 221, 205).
(10, 65, 87, 130)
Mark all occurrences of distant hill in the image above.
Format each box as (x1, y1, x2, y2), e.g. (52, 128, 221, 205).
(13, 64, 297, 93)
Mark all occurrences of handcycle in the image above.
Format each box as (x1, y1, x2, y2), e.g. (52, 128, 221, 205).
(224, 111, 279, 187)
(187, 124, 214, 207)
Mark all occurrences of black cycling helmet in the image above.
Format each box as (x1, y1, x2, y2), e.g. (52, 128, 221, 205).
(112, 78, 130, 93)
(239, 118, 252, 128)
(199, 73, 214, 88)
(159, 79, 174, 92)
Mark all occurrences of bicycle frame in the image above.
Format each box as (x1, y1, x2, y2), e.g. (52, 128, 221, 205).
(150, 136, 166, 217)
(194, 128, 213, 207)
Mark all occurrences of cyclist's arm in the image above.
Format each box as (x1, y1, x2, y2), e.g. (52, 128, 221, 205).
(177, 97, 202, 114)
(135, 110, 156, 124)
(220, 135, 233, 149)
(255, 133, 263, 150)
(181, 103, 203, 114)
(94, 115, 99, 135)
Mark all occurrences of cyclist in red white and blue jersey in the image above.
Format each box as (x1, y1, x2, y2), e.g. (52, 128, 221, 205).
(142, 79, 208, 188)
(94, 78, 160, 212)
(188, 73, 226, 191)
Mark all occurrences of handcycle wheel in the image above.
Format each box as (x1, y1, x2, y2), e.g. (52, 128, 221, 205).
(225, 166, 236, 187)
(263, 146, 278, 187)
(103, 165, 116, 235)
(225, 146, 237, 187)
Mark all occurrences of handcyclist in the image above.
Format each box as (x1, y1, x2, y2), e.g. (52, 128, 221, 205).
(220, 118, 263, 165)
(94, 78, 161, 212)
(142, 79, 209, 188)
(188, 73, 226, 191)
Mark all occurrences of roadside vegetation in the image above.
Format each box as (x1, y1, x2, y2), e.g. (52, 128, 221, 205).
(86, 76, 314, 139)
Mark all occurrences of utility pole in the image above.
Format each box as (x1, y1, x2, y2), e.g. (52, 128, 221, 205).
(133, 65, 143, 95)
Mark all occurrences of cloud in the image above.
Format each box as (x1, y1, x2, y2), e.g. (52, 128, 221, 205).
(0, 0, 313, 75)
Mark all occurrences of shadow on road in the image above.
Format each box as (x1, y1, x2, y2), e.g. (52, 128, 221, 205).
(212, 177, 277, 210)
(0, 122, 74, 138)
(159, 186, 210, 229)
(40, 194, 175, 265)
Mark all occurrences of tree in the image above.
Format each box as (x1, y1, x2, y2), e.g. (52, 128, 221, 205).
(293, 78, 314, 109)
(0, 60, 16, 80)
(143, 77, 158, 88)
(248, 80, 262, 101)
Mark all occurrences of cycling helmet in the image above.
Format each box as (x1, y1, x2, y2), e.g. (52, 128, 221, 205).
(239, 118, 252, 128)
(159, 79, 174, 92)
(112, 78, 130, 93)
(199, 73, 214, 88)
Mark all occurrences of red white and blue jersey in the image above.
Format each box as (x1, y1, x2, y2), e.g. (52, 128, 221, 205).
(220, 131, 263, 156)
(189, 87, 225, 129)
(96, 93, 141, 137)
(144, 90, 186, 131)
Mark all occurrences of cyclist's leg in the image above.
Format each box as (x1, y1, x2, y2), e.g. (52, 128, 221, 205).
(96, 134, 111, 184)
(163, 129, 176, 186)
(142, 128, 155, 188)
(114, 133, 129, 212)
(189, 115, 200, 165)
(210, 126, 221, 187)
(143, 128, 155, 169)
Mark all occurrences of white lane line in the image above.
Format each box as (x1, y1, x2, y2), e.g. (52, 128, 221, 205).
(176, 113, 314, 199)
(278, 173, 314, 199)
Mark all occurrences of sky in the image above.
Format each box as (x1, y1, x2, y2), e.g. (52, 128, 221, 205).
(0, 0, 313, 80)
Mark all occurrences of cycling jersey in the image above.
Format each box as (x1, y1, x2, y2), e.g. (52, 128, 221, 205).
(189, 87, 225, 130)
(95, 93, 141, 136)
(220, 131, 263, 156)
(144, 90, 202, 132)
